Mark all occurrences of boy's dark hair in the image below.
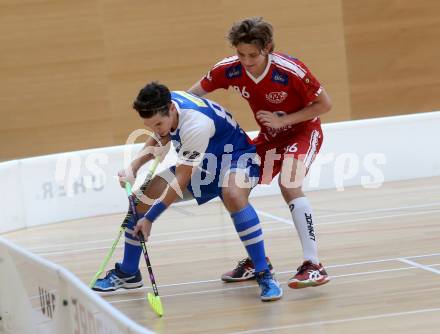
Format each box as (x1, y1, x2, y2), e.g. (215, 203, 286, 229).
(133, 81, 171, 118)
(227, 17, 274, 52)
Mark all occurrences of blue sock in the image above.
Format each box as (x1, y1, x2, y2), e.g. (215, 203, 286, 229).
(231, 204, 268, 273)
(120, 212, 142, 275)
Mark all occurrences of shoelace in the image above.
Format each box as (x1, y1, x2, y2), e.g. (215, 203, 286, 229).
(262, 285, 271, 294)
(261, 281, 274, 294)
(103, 269, 116, 279)
(235, 258, 251, 270)
(296, 262, 313, 275)
(257, 272, 277, 294)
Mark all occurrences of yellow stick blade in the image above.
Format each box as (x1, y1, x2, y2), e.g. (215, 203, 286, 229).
(147, 292, 164, 317)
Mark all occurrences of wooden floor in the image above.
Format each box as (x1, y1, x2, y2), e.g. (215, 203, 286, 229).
(4, 176, 440, 334)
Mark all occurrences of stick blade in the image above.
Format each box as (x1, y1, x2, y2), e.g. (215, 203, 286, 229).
(147, 292, 164, 317)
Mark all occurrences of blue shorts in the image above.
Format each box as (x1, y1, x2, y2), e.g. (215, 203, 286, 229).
(170, 152, 260, 205)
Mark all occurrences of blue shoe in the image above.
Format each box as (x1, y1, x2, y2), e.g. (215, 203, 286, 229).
(256, 270, 283, 302)
(92, 263, 143, 292)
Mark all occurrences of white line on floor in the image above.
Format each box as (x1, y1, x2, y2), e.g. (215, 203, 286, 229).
(35, 226, 289, 256)
(25, 202, 440, 253)
(27, 218, 281, 252)
(320, 208, 440, 226)
(93, 254, 440, 297)
(35, 208, 440, 256)
(398, 258, 440, 275)
(256, 210, 293, 225)
(106, 262, 440, 304)
(316, 201, 440, 218)
(226, 307, 440, 334)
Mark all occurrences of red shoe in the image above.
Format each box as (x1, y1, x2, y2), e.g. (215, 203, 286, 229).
(221, 257, 274, 282)
(288, 260, 330, 289)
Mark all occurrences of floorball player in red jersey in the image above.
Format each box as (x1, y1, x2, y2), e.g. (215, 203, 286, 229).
(189, 17, 332, 289)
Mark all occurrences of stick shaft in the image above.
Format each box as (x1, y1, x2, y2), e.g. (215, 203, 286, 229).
(90, 157, 160, 288)
(138, 233, 160, 296)
(127, 194, 161, 297)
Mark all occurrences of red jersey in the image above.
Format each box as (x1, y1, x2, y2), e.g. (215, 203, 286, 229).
(200, 52, 322, 146)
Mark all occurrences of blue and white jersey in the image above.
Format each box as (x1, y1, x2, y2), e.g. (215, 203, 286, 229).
(169, 91, 259, 204)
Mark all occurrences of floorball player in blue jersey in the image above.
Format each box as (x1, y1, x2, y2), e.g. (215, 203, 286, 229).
(92, 81, 282, 302)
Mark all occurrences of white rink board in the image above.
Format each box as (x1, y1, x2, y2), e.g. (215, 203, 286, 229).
(1, 111, 440, 233)
(0, 236, 154, 334)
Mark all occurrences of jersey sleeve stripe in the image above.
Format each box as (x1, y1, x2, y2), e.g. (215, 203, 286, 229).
(272, 53, 307, 78)
(212, 56, 240, 70)
(275, 53, 309, 74)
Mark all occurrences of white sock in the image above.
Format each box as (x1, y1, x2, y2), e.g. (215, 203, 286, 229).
(288, 197, 319, 264)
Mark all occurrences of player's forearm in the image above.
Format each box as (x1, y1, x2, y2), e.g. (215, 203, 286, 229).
(188, 81, 208, 97)
(129, 153, 152, 175)
(283, 89, 332, 126)
(131, 135, 169, 174)
(283, 102, 329, 125)
(130, 142, 157, 174)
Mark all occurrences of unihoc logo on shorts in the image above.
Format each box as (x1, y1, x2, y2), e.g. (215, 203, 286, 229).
(266, 91, 288, 104)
